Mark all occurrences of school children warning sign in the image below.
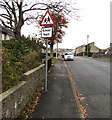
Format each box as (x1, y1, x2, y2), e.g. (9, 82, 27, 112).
(40, 10, 55, 26)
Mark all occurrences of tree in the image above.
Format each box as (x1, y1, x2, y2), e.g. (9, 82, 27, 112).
(48, 12, 68, 57)
(85, 44, 91, 56)
(0, 0, 79, 40)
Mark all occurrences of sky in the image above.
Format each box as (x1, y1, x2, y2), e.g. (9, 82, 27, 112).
(21, 0, 110, 49)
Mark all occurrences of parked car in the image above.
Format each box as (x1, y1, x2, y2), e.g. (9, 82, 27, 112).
(105, 51, 112, 55)
(64, 52, 74, 61)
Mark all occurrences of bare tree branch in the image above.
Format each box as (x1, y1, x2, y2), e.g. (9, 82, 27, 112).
(22, 3, 48, 13)
(11, 1, 17, 23)
(0, 0, 79, 40)
(0, 14, 13, 21)
(0, 18, 13, 29)
(5, 1, 13, 12)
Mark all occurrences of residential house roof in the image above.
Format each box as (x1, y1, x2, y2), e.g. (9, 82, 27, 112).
(0, 24, 14, 37)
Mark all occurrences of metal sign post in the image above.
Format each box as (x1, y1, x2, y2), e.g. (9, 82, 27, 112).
(40, 10, 55, 92)
(42, 27, 52, 92)
(45, 39, 48, 92)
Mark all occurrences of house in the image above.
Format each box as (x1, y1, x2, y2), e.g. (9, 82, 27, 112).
(75, 45, 85, 56)
(0, 24, 13, 40)
(106, 43, 112, 52)
(104, 43, 112, 55)
(88, 42, 100, 53)
(75, 42, 101, 56)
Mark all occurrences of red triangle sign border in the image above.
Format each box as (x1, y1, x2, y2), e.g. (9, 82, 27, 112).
(40, 10, 55, 26)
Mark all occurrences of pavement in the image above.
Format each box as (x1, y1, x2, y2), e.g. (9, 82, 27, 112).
(29, 59, 81, 119)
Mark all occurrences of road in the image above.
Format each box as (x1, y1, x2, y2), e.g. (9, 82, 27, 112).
(65, 57, 110, 118)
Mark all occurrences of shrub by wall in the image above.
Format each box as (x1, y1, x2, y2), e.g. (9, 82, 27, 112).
(0, 64, 45, 118)
(2, 37, 45, 92)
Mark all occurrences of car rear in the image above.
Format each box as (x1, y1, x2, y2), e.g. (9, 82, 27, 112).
(64, 52, 74, 61)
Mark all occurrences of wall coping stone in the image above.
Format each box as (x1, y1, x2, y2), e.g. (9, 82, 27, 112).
(0, 64, 45, 101)
(24, 64, 45, 76)
(0, 63, 45, 118)
(0, 81, 26, 101)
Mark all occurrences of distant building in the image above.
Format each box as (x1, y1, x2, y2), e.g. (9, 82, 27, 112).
(75, 42, 102, 56)
(0, 25, 13, 40)
(75, 45, 85, 55)
(105, 43, 112, 54)
(53, 48, 75, 56)
(107, 43, 112, 51)
(89, 42, 100, 53)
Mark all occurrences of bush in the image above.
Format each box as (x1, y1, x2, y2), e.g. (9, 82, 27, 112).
(78, 52, 83, 56)
(2, 64, 21, 91)
(2, 48, 21, 91)
(2, 37, 44, 92)
(20, 51, 40, 73)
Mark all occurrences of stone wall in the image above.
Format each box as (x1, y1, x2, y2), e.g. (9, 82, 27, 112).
(0, 64, 45, 118)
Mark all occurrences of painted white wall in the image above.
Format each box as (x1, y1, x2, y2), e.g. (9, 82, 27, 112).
(1, 33, 11, 40)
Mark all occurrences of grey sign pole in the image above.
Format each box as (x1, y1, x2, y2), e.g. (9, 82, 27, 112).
(42, 27, 52, 92)
(40, 10, 55, 92)
(45, 39, 48, 92)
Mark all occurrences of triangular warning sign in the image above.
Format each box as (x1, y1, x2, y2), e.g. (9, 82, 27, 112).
(40, 10, 55, 26)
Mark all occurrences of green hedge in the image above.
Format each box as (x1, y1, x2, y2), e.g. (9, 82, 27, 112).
(2, 37, 45, 92)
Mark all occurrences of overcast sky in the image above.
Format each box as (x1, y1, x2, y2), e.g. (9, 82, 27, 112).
(22, 0, 110, 49)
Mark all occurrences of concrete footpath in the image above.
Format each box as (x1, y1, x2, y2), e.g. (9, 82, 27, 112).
(29, 59, 81, 119)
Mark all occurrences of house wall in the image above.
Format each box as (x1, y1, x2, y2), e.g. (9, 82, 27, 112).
(75, 45, 85, 55)
(2, 34, 10, 40)
(89, 43, 100, 53)
(0, 33, 2, 40)
(0, 25, 13, 40)
(75, 42, 100, 55)
(0, 26, 2, 40)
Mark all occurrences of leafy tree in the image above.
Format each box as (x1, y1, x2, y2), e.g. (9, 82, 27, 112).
(85, 44, 91, 56)
(48, 12, 68, 57)
(0, 0, 79, 40)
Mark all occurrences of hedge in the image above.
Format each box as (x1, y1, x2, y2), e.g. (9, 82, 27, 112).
(2, 37, 45, 92)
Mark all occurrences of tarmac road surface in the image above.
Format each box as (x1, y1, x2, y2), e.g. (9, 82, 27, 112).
(65, 56, 110, 118)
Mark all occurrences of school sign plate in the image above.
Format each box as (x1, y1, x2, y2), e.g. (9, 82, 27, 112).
(41, 27, 52, 38)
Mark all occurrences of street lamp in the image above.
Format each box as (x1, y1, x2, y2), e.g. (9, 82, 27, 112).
(83, 44, 85, 56)
(87, 35, 89, 56)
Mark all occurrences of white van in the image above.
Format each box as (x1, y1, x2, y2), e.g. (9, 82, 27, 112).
(64, 52, 74, 61)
